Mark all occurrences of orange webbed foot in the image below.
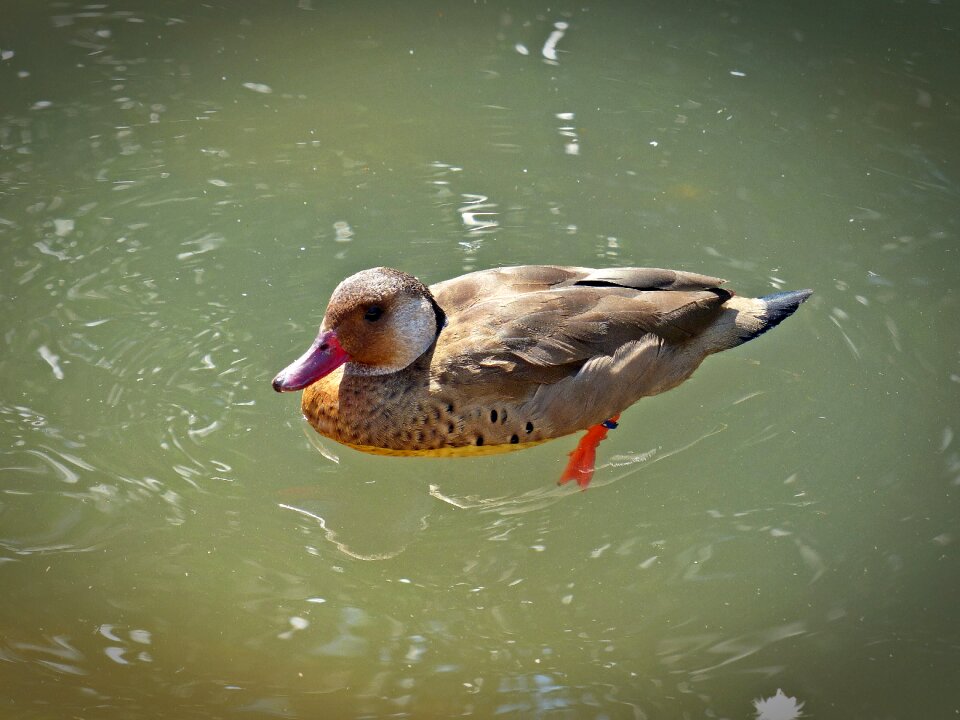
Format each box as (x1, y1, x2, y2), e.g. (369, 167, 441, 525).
(558, 415, 620, 489)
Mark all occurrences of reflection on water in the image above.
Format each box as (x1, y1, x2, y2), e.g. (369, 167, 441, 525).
(1, 0, 958, 717)
(278, 502, 427, 562)
(428, 424, 723, 515)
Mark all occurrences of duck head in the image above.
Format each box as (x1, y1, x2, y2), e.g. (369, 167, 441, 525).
(272, 267, 445, 392)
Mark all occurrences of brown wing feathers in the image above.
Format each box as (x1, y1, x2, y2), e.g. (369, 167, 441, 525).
(433, 268, 732, 397)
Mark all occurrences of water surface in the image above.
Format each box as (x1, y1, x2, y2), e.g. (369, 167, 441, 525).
(1, 1, 958, 718)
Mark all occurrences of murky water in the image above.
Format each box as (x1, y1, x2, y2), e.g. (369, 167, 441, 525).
(2, 1, 958, 718)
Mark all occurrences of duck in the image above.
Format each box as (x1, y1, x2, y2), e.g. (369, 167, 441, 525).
(272, 265, 811, 487)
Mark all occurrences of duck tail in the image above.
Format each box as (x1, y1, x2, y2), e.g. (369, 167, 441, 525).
(700, 288, 812, 353)
(741, 289, 814, 342)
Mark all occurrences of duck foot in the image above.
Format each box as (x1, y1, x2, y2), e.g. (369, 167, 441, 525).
(558, 414, 620, 489)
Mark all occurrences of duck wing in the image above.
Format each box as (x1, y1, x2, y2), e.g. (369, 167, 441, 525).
(429, 265, 726, 313)
(431, 269, 731, 402)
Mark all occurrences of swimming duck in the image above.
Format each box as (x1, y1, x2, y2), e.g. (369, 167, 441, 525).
(272, 265, 811, 487)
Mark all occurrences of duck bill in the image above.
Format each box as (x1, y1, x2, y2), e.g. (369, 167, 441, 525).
(272, 330, 350, 392)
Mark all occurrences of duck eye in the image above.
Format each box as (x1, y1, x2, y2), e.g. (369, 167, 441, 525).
(364, 305, 384, 322)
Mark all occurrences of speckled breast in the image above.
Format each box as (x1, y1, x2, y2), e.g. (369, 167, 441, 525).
(299, 366, 550, 456)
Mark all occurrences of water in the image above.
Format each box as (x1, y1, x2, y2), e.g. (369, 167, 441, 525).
(1, 1, 958, 718)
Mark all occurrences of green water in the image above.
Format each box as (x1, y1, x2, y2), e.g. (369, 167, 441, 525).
(1, 1, 958, 718)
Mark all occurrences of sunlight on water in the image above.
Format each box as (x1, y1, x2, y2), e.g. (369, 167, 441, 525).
(1, 0, 958, 717)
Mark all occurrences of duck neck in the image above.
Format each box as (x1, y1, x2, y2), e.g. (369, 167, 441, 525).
(343, 343, 436, 379)
(429, 296, 447, 336)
